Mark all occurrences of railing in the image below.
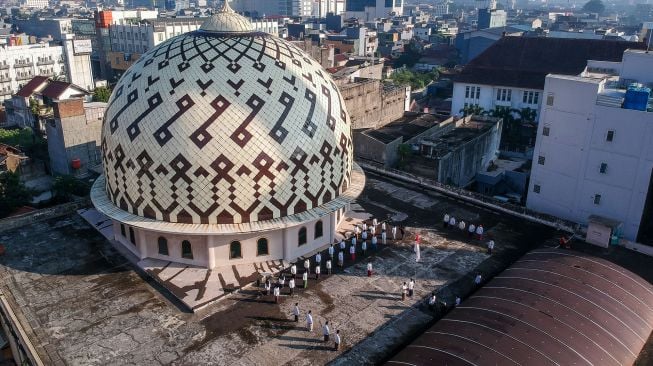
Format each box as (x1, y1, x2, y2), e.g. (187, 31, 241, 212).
(0, 76, 10, 82)
(0, 64, 9, 70)
(358, 160, 578, 233)
(37, 60, 55, 66)
(15, 74, 33, 81)
(13, 62, 33, 68)
(0, 89, 12, 96)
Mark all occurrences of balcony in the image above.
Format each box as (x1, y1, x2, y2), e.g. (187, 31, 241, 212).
(0, 76, 10, 82)
(15, 74, 34, 81)
(0, 64, 9, 70)
(14, 62, 33, 68)
(37, 59, 55, 66)
(0, 89, 12, 96)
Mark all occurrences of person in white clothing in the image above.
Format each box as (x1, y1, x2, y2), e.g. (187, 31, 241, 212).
(474, 273, 482, 286)
(304, 258, 310, 275)
(328, 245, 334, 259)
(455, 296, 461, 307)
(264, 280, 271, 295)
(293, 302, 300, 322)
(443, 213, 450, 228)
(381, 230, 387, 245)
(291, 264, 297, 278)
(362, 222, 367, 231)
(354, 225, 360, 238)
(458, 220, 466, 232)
(370, 225, 375, 236)
(334, 330, 341, 351)
(367, 262, 373, 277)
(487, 240, 495, 254)
(468, 223, 476, 238)
(323, 321, 330, 342)
(371, 235, 378, 250)
(448, 216, 456, 229)
(401, 282, 407, 301)
(315, 253, 322, 266)
(273, 285, 280, 303)
(372, 218, 378, 227)
(351, 236, 357, 246)
(340, 239, 346, 250)
(361, 230, 368, 241)
(415, 241, 421, 262)
(476, 225, 484, 240)
(408, 278, 415, 297)
(306, 310, 314, 331)
(361, 240, 367, 256)
(381, 221, 386, 231)
(392, 226, 397, 240)
(289, 278, 296, 296)
(315, 265, 321, 280)
(302, 271, 308, 288)
(350, 243, 356, 261)
(326, 259, 332, 275)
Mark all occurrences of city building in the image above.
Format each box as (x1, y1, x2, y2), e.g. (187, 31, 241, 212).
(231, 0, 316, 17)
(345, 26, 378, 56)
(477, 8, 507, 29)
(91, 3, 364, 269)
(339, 78, 408, 129)
(527, 49, 653, 244)
(451, 37, 646, 121)
(0, 38, 94, 103)
(345, 0, 404, 22)
(454, 26, 524, 65)
(19, 0, 49, 8)
(46, 99, 105, 176)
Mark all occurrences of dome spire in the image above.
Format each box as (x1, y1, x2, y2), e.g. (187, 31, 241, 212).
(200, 0, 254, 33)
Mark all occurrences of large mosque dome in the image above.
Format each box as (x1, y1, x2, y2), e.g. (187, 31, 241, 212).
(99, 4, 354, 225)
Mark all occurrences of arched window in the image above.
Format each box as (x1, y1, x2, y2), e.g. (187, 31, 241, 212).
(181, 240, 193, 259)
(298, 227, 307, 246)
(257, 238, 268, 256)
(157, 237, 168, 255)
(314, 220, 323, 239)
(230, 241, 242, 259)
(120, 224, 126, 237)
(128, 227, 136, 245)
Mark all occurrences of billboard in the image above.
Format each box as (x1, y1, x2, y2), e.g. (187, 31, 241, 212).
(73, 39, 92, 55)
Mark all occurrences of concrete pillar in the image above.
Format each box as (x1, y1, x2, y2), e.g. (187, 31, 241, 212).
(283, 227, 293, 262)
(137, 229, 148, 260)
(329, 211, 337, 244)
(207, 235, 216, 269)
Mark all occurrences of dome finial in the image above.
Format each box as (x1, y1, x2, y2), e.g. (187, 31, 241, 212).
(219, 0, 234, 13)
(200, 0, 254, 33)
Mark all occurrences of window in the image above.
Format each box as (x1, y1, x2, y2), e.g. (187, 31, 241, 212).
(546, 93, 554, 106)
(465, 85, 480, 99)
(158, 237, 169, 255)
(537, 155, 546, 165)
(314, 221, 323, 239)
(181, 240, 193, 259)
(257, 238, 268, 256)
(128, 227, 136, 245)
(533, 184, 541, 193)
(594, 194, 601, 205)
(600, 163, 608, 174)
(120, 224, 126, 237)
(230, 241, 242, 259)
(496, 88, 512, 102)
(298, 227, 307, 246)
(542, 126, 550, 136)
(606, 130, 614, 142)
(523, 91, 540, 104)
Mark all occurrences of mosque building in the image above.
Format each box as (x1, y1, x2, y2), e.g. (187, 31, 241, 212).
(91, 3, 364, 269)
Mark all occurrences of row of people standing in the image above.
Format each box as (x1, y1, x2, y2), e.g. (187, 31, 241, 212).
(443, 213, 485, 240)
(293, 304, 342, 351)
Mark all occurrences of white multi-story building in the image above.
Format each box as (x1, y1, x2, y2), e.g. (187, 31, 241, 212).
(345, 0, 404, 21)
(0, 40, 93, 102)
(232, 0, 315, 17)
(527, 50, 653, 243)
(20, 0, 49, 8)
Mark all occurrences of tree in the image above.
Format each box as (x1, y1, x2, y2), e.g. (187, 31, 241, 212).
(394, 42, 422, 68)
(52, 175, 89, 203)
(459, 104, 485, 116)
(582, 0, 605, 14)
(390, 69, 439, 90)
(516, 107, 537, 123)
(397, 144, 412, 167)
(0, 172, 33, 218)
(92, 86, 112, 103)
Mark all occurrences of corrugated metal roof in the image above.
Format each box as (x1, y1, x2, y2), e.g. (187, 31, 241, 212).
(388, 249, 653, 366)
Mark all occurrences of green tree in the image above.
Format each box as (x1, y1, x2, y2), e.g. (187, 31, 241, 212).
(0, 127, 35, 148)
(582, 0, 605, 13)
(397, 144, 412, 167)
(92, 86, 112, 103)
(52, 175, 89, 202)
(516, 107, 537, 123)
(0, 172, 33, 218)
(394, 42, 421, 68)
(390, 69, 439, 90)
(459, 104, 486, 116)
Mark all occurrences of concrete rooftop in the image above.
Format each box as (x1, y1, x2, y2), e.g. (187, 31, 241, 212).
(0, 173, 569, 365)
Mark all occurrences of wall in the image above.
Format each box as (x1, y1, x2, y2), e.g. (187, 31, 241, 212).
(451, 82, 543, 120)
(0, 199, 90, 233)
(341, 79, 406, 129)
(353, 131, 401, 167)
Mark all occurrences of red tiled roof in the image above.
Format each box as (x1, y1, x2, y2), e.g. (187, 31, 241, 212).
(15, 76, 49, 98)
(40, 80, 76, 99)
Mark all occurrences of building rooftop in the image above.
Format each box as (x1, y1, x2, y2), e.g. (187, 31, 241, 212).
(420, 118, 498, 158)
(455, 37, 646, 90)
(361, 112, 447, 144)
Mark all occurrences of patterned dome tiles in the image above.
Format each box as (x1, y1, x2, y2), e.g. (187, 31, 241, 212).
(102, 31, 353, 225)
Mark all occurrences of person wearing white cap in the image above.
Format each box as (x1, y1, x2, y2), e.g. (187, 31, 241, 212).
(487, 239, 495, 254)
(367, 262, 373, 277)
(468, 223, 476, 238)
(443, 213, 450, 228)
(448, 216, 456, 229)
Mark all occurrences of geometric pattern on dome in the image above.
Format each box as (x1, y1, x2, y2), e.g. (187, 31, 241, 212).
(199, 2, 254, 33)
(102, 32, 353, 225)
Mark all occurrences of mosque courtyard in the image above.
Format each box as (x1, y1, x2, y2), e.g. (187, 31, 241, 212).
(0, 173, 561, 365)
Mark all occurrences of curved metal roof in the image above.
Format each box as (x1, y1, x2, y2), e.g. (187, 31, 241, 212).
(388, 249, 653, 366)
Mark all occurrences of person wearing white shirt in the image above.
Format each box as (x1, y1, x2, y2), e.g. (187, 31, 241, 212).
(381, 230, 387, 245)
(304, 258, 310, 275)
(408, 278, 415, 297)
(315, 253, 322, 266)
(351, 236, 357, 246)
(448, 216, 456, 229)
(392, 226, 397, 240)
(361, 230, 368, 241)
(264, 280, 271, 295)
(371, 235, 378, 250)
(291, 264, 297, 278)
(381, 221, 386, 231)
(273, 285, 280, 303)
(334, 330, 341, 351)
(370, 226, 375, 236)
(328, 244, 334, 259)
(361, 240, 367, 256)
(289, 278, 296, 296)
(302, 271, 308, 288)
(468, 223, 476, 238)
(293, 302, 300, 322)
(428, 293, 437, 310)
(458, 220, 466, 232)
(306, 310, 313, 331)
(340, 239, 346, 250)
(362, 222, 367, 232)
(350, 243, 356, 261)
(455, 296, 461, 307)
(474, 273, 482, 286)
(323, 321, 330, 342)
(367, 262, 373, 277)
(443, 213, 450, 228)
(487, 240, 495, 254)
(476, 225, 484, 240)
(279, 275, 285, 289)
(372, 218, 378, 227)
(326, 259, 332, 275)
(338, 251, 344, 268)
(401, 282, 407, 301)
(315, 264, 321, 280)
(354, 225, 360, 238)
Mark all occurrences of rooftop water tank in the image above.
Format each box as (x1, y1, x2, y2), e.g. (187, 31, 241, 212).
(623, 84, 651, 111)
